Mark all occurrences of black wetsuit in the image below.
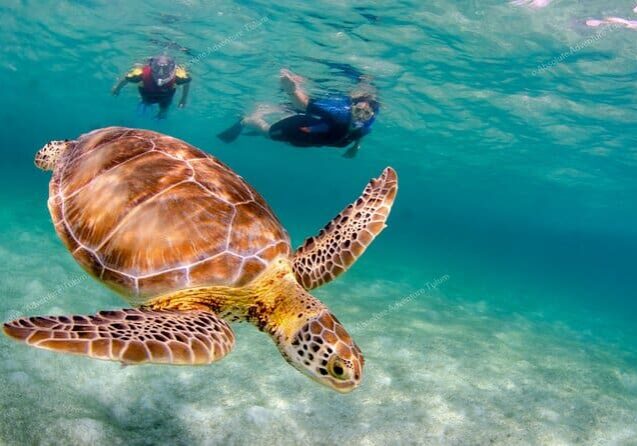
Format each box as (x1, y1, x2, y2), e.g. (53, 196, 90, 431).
(269, 96, 366, 147)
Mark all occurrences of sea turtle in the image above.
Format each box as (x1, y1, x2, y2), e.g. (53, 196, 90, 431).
(3, 127, 397, 393)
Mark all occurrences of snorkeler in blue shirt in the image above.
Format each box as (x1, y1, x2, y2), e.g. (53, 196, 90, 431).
(217, 69, 379, 158)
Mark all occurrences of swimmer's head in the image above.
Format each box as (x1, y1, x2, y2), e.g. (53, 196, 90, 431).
(351, 100, 375, 123)
(350, 74, 379, 123)
(350, 91, 379, 126)
(149, 55, 176, 87)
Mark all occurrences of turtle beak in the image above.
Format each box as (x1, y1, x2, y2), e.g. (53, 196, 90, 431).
(281, 310, 364, 393)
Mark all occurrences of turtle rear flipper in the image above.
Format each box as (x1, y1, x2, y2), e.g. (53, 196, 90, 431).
(293, 167, 398, 290)
(3, 308, 235, 365)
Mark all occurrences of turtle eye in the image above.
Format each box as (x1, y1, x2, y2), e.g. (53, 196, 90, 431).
(327, 357, 347, 380)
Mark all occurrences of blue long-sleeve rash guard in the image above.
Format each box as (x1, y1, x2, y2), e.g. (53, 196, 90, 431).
(305, 96, 353, 133)
(305, 95, 375, 139)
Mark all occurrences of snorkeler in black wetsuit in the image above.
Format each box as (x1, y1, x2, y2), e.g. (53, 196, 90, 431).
(217, 69, 378, 158)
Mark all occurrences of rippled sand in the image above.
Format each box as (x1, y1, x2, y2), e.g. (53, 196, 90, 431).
(1, 209, 636, 445)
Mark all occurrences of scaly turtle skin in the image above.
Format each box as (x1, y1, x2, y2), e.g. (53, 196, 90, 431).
(4, 127, 398, 393)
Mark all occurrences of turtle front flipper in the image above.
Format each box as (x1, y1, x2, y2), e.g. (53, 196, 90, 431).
(293, 167, 398, 290)
(3, 309, 235, 365)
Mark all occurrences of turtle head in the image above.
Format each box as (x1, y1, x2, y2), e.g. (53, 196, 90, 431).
(279, 310, 364, 393)
(251, 258, 363, 392)
(35, 140, 74, 171)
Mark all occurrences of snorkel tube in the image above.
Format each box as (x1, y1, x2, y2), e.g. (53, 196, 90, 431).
(149, 55, 177, 87)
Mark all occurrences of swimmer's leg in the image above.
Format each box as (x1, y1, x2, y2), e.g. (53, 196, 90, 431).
(156, 107, 169, 120)
(241, 115, 271, 134)
(155, 92, 174, 120)
(241, 104, 280, 134)
(217, 114, 270, 143)
(217, 118, 245, 143)
(218, 104, 281, 143)
(280, 69, 309, 110)
(218, 116, 269, 143)
(156, 101, 170, 120)
(137, 101, 151, 116)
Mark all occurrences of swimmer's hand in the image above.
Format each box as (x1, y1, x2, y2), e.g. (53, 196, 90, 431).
(178, 101, 186, 109)
(112, 78, 128, 96)
(342, 141, 361, 159)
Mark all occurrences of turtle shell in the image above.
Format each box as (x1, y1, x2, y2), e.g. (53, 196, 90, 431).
(48, 127, 290, 303)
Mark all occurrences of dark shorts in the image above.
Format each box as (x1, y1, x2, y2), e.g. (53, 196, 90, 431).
(268, 115, 350, 147)
(139, 87, 175, 108)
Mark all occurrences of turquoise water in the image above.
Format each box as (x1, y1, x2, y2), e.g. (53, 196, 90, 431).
(1, 0, 637, 444)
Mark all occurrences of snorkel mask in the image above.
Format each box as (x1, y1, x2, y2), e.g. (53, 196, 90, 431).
(351, 96, 379, 131)
(149, 55, 176, 87)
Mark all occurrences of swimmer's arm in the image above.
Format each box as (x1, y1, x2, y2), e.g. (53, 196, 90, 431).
(179, 83, 190, 108)
(176, 67, 191, 108)
(342, 139, 361, 158)
(111, 77, 129, 96)
(112, 68, 142, 96)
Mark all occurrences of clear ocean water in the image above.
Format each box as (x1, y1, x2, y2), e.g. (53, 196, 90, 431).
(1, 1, 637, 445)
